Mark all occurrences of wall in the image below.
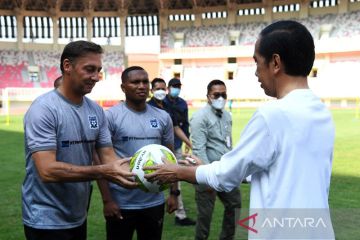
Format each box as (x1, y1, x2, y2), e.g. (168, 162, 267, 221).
(127, 54, 160, 80)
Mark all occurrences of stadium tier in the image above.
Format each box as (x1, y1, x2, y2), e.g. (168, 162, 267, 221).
(0, 50, 124, 89)
(161, 10, 360, 48)
(1, 0, 360, 111)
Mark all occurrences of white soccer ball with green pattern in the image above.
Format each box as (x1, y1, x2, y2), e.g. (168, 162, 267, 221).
(130, 144, 177, 193)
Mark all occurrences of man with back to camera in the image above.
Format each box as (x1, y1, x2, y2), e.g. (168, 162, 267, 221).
(145, 21, 335, 239)
(22, 40, 136, 240)
(190, 79, 241, 240)
(163, 77, 196, 226)
(95, 66, 179, 240)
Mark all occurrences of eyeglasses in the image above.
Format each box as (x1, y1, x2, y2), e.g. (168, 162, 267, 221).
(209, 92, 227, 99)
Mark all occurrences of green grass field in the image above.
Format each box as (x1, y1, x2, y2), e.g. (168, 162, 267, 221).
(0, 108, 359, 239)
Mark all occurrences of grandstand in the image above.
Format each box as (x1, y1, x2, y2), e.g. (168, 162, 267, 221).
(1, 0, 360, 114)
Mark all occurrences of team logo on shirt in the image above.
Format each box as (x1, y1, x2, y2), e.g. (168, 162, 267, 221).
(88, 115, 99, 129)
(150, 118, 159, 129)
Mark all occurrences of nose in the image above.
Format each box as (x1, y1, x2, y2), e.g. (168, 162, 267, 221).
(138, 82, 148, 89)
(91, 72, 100, 82)
(255, 70, 258, 77)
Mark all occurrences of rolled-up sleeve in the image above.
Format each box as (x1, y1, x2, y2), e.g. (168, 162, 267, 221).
(196, 111, 278, 192)
(162, 113, 175, 147)
(25, 104, 57, 153)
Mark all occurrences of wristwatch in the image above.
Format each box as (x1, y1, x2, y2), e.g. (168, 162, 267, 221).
(170, 189, 181, 196)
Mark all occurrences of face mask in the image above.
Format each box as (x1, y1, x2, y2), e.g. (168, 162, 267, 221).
(153, 90, 166, 101)
(170, 87, 181, 98)
(211, 97, 226, 110)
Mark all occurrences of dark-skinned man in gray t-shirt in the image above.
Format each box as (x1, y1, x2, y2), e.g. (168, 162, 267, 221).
(96, 66, 179, 240)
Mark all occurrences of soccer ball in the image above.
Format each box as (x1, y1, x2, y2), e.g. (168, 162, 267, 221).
(130, 144, 177, 193)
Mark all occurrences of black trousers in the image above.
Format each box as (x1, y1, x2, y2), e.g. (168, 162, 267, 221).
(195, 187, 241, 240)
(106, 203, 165, 240)
(24, 220, 87, 240)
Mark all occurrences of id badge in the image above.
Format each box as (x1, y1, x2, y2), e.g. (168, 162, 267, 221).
(226, 136, 231, 148)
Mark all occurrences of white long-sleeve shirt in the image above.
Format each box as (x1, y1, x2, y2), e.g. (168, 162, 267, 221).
(196, 89, 335, 209)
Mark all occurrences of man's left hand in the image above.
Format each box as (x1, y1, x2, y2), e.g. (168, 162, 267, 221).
(166, 195, 178, 214)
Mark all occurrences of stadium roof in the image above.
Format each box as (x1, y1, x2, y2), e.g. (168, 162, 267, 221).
(0, 0, 264, 15)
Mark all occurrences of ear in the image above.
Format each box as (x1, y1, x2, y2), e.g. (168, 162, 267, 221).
(206, 94, 211, 104)
(271, 54, 281, 75)
(62, 59, 72, 74)
(121, 83, 125, 93)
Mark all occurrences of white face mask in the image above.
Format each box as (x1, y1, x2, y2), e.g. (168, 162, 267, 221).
(153, 89, 166, 101)
(211, 97, 226, 110)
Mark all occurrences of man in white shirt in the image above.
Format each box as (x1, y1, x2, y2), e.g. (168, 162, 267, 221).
(145, 20, 335, 239)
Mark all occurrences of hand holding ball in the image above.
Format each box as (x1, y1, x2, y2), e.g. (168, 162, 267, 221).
(129, 144, 177, 193)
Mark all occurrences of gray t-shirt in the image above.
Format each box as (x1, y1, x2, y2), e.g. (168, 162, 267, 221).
(106, 103, 174, 209)
(22, 90, 112, 229)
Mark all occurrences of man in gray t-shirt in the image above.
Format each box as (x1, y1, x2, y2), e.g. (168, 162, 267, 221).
(97, 66, 179, 240)
(22, 41, 136, 240)
(105, 102, 174, 210)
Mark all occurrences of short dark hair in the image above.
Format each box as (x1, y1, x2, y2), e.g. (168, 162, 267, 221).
(60, 40, 103, 73)
(121, 66, 145, 83)
(258, 20, 315, 77)
(207, 79, 226, 95)
(151, 78, 166, 89)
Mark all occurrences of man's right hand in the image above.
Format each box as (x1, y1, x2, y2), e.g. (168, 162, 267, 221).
(104, 158, 138, 188)
(103, 200, 123, 220)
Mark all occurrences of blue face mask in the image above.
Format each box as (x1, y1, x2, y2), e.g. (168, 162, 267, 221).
(170, 87, 181, 98)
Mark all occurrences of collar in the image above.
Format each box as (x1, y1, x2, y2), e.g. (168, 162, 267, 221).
(166, 94, 178, 103)
(150, 97, 164, 109)
(206, 103, 223, 118)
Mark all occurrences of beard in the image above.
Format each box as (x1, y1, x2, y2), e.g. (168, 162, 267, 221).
(73, 81, 96, 96)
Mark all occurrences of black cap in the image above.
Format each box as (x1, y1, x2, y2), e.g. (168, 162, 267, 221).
(168, 78, 182, 87)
